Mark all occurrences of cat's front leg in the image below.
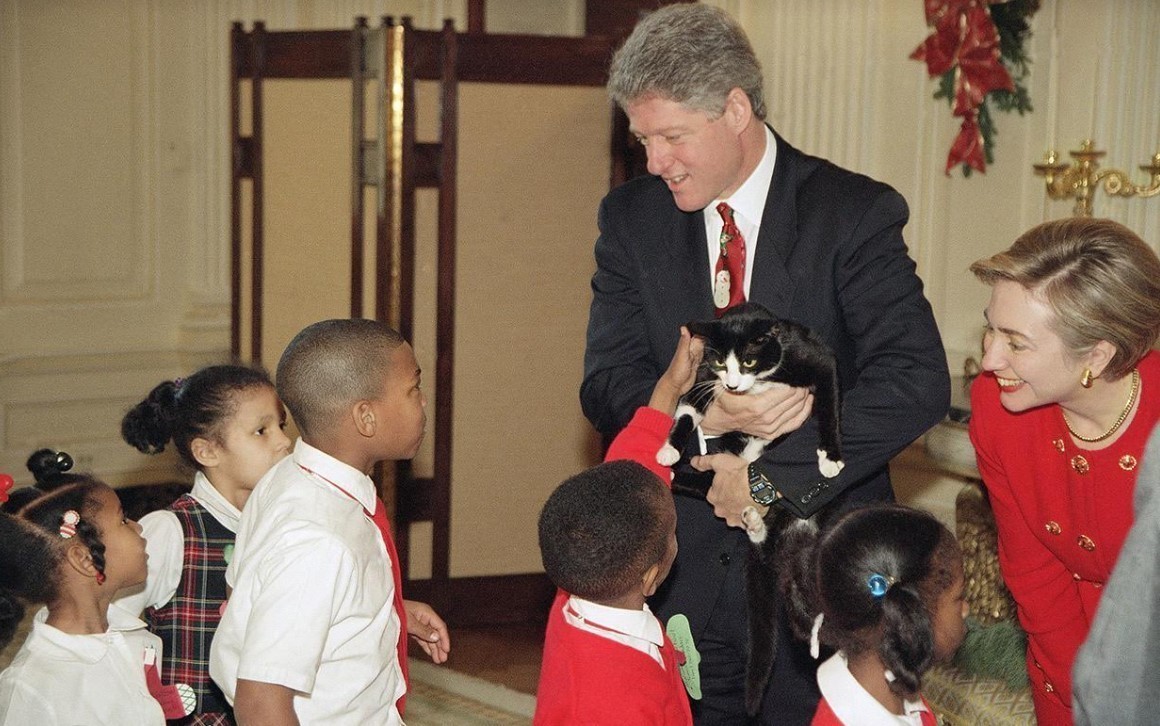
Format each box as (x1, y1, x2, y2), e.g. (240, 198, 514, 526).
(657, 403, 703, 466)
(739, 436, 770, 463)
(741, 506, 768, 544)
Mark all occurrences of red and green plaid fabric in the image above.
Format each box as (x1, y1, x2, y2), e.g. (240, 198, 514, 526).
(146, 494, 235, 725)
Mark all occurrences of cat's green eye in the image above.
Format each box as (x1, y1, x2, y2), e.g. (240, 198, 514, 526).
(743, 358, 757, 368)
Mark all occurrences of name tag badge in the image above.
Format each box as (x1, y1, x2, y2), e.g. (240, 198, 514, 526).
(713, 269, 731, 308)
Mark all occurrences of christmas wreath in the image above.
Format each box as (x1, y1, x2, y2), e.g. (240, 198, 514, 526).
(911, 0, 1040, 176)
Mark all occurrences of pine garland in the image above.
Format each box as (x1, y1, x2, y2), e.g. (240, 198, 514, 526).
(917, 0, 1041, 176)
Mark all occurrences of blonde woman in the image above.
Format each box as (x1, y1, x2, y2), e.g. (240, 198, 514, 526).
(968, 218, 1160, 725)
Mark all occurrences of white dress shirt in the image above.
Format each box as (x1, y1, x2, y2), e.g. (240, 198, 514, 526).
(114, 470, 244, 615)
(0, 606, 166, 725)
(209, 439, 404, 725)
(816, 651, 933, 726)
(563, 595, 667, 668)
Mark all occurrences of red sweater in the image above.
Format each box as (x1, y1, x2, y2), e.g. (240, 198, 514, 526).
(534, 591, 693, 725)
(968, 351, 1160, 725)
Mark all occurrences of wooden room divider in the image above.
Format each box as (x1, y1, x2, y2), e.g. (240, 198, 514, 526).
(230, 17, 629, 623)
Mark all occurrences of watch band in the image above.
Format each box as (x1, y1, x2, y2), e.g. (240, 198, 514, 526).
(747, 463, 778, 506)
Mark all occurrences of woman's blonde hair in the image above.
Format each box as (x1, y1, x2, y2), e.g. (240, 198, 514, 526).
(970, 217, 1160, 380)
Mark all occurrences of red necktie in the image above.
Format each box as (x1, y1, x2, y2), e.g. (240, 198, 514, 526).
(713, 202, 746, 316)
(369, 496, 410, 715)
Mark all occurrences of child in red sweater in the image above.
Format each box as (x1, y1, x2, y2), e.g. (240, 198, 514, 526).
(533, 329, 700, 725)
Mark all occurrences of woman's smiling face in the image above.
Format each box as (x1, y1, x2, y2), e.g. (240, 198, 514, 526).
(980, 280, 1087, 413)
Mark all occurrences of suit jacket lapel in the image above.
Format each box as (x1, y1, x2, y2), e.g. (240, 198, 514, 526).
(668, 208, 717, 322)
(748, 131, 798, 318)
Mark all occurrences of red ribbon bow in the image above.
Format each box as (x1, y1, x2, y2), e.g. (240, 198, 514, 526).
(911, 0, 1015, 174)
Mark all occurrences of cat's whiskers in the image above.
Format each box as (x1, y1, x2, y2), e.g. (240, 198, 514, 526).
(686, 379, 719, 408)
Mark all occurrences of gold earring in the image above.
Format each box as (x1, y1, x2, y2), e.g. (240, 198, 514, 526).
(1081, 368, 1094, 388)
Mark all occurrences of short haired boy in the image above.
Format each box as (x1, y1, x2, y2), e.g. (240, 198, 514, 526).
(533, 329, 699, 725)
(209, 319, 449, 725)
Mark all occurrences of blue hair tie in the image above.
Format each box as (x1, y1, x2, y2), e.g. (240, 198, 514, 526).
(867, 573, 895, 599)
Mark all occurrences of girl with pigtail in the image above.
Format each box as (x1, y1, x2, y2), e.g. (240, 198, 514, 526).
(115, 365, 290, 726)
(0, 473, 167, 724)
(781, 504, 968, 725)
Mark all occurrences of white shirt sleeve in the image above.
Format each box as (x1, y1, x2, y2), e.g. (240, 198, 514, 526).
(235, 533, 356, 694)
(112, 509, 184, 616)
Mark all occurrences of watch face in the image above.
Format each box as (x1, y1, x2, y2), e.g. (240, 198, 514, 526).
(751, 486, 776, 506)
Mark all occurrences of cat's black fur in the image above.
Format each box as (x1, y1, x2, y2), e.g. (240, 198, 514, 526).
(657, 302, 843, 484)
(656, 302, 843, 716)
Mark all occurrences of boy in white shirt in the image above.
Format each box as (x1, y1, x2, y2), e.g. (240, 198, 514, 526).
(209, 319, 449, 725)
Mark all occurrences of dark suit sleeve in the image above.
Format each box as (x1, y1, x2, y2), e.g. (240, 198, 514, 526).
(580, 195, 658, 435)
(759, 189, 950, 517)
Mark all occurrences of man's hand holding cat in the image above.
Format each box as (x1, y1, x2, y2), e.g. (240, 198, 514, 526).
(701, 384, 814, 439)
(649, 326, 704, 415)
(691, 452, 767, 527)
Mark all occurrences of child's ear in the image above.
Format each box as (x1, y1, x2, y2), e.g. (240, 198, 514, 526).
(190, 437, 219, 469)
(353, 400, 377, 438)
(641, 562, 664, 598)
(64, 541, 98, 581)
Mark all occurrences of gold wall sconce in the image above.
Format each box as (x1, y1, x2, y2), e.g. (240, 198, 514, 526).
(1033, 140, 1160, 217)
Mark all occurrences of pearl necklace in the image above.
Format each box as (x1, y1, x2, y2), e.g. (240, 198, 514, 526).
(1062, 368, 1140, 443)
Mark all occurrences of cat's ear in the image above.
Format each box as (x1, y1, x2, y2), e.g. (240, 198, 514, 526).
(755, 321, 780, 345)
(686, 319, 715, 339)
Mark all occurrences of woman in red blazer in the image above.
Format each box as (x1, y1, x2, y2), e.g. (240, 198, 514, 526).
(968, 217, 1160, 725)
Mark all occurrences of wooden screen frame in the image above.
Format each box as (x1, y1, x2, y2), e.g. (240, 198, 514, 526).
(230, 18, 620, 624)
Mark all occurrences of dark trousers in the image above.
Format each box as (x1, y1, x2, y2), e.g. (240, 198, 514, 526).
(653, 494, 821, 726)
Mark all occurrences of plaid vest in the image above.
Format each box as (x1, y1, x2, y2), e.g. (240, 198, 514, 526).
(146, 494, 235, 725)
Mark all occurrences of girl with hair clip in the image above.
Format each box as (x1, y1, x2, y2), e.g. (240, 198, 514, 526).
(0, 474, 170, 724)
(115, 365, 291, 725)
(782, 504, 968, 726)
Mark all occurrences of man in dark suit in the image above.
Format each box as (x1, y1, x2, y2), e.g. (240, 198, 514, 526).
(580, 5, 950, 724)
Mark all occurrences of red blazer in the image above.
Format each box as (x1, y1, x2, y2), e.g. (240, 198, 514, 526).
(968, 350, 1160, 725)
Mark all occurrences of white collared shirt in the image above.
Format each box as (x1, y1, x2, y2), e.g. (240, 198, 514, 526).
(563, 595, 667, 668)
(816, 651, 933, 726)
(0, 607, 166, 725)
(209, 439, 404, 725)
(114, 470, 247, 615)
(702, 125, 778, 297)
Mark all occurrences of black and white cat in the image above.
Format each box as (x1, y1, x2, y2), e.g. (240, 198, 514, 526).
(655, 302, 844, 716)
(656, 301, 844, 541)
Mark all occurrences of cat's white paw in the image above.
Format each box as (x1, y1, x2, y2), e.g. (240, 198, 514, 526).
(657, 444, 681, 466)
(817, 450, 844, 478)
(742, 506, 768, 544)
